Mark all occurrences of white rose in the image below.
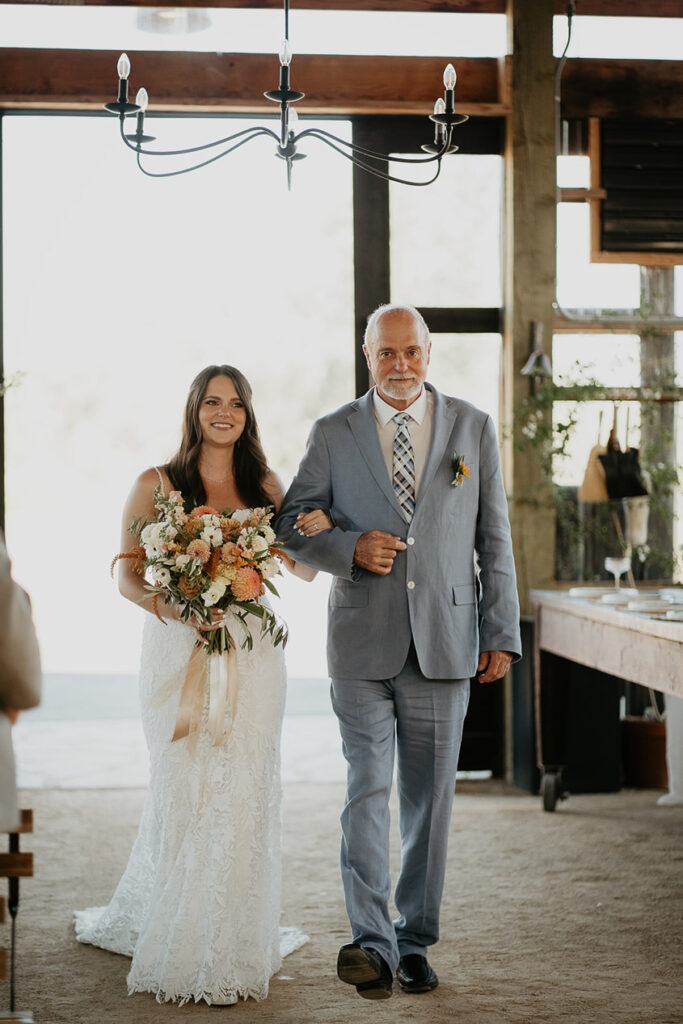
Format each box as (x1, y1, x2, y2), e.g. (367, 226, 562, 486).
(201, 524, 224, 548)
(259, 556, 280, 580)
(141, 523, 164, 556)
(141, 523, 161, 545)
(231, 509, 252, 524)
(252, 534, 269, 554)
(202, 580, 227, 607)
(175, 554, 191, 569)
(150, 566, 171, 586)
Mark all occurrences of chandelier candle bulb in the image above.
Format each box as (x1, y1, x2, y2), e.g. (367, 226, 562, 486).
(104, 52, 140, 115)
(277, 40, 294, 93)
(134, 88, 148, 138)
(433, 99, 446, 143)
(117, 52, 131, 105)
(279, 40, 292, 67)
(443, 64, 456, 114)
(117, 53, 131, 80)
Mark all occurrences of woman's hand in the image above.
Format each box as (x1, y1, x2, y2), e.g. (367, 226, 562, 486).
(194, 608, 225, 641)
(296, 510, 333, 538)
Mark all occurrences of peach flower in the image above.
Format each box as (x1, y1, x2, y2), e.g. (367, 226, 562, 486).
(231, 567, 261, 602)
(190, 505, 219, 517)
(187, 539, 211, 564)
(220, 542, 241, 565)
(220, 517, 242, 541)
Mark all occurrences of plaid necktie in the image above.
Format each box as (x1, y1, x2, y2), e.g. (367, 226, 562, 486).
(392, 412, 415, 522)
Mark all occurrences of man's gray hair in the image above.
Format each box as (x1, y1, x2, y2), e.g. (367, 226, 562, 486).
(364, 304, 430, 351)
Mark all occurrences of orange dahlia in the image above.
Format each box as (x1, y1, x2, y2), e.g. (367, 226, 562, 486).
(190, 505, 219, 517)
(220, 517, 241, 540)
(231, 566, 261, 602)
(187, 539, 211, 564)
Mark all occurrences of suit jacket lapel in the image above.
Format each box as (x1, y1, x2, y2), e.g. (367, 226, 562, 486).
(417, 385, 459, 505)
(347, 392, 406, 518)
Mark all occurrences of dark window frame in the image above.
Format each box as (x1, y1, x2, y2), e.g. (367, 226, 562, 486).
(352, 114, 505, 396)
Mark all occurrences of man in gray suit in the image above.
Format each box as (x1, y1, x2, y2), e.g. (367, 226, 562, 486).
(278, 304, 521, 1000)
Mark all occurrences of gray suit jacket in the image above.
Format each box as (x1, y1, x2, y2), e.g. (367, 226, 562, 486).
(277, 384, 521, 680)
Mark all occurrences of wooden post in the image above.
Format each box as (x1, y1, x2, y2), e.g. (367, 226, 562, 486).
(639, 267, 676, 579)
(352, 119, 389, 398)
(503, 0, 557, 612)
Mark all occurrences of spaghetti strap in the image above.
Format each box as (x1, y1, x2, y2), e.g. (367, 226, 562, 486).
(153, 466, 165, 496)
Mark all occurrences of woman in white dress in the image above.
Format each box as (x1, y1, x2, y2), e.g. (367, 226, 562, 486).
(74, 365, 329, 1006)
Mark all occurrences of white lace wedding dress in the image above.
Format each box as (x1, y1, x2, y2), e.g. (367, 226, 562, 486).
(74, 602, 307, 1005)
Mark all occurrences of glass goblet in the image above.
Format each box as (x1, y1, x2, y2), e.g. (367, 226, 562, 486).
(604, 555, 631, 588)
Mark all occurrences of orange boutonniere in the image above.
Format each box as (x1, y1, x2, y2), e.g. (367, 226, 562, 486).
(451, 452, 471, 488)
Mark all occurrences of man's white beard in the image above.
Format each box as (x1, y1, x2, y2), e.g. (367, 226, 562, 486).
(382, 378, 422, 402)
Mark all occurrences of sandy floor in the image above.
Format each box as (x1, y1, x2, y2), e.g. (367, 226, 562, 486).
(7, 783, 683, 1024)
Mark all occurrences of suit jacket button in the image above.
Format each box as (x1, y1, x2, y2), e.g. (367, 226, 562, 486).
(407, 580, 416, 590)
(407, 537, 415, 546)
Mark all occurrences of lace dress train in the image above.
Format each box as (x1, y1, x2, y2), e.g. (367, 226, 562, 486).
(74, 612, 307, 1005)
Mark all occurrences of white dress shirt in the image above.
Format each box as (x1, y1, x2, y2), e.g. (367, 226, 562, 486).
(372, 387, 433, 496)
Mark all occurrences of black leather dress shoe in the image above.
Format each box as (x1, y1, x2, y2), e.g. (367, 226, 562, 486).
(337, 943, 393, 1000)
(396, 954, 439, 993)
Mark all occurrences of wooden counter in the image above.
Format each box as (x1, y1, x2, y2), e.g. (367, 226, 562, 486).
(529, 588, 683, 699)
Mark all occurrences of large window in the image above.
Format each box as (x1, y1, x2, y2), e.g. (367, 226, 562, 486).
(2, 112, 353, 679)
(553, 156, 682, 579)
(390, 155, 503, 309)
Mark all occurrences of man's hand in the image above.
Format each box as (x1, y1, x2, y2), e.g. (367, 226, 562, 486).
(476, 650, 513, 684)
(353, 531, 407, 576)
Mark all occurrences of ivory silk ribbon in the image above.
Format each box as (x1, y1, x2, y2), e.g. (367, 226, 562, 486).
(171, 643, 239, 747)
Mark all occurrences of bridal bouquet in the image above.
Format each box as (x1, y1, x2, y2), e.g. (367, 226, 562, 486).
(114, 487, 288, 656)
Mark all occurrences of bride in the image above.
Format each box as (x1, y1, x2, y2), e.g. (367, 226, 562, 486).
(74, 364, 329, 1006)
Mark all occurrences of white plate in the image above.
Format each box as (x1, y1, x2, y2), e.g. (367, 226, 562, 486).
(627, 600, 673, 612)
(568, 586, 628, 599)
(601, 592, 633, 604)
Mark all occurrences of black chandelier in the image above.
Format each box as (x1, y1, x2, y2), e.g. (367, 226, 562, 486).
(104, 0, 467, 188)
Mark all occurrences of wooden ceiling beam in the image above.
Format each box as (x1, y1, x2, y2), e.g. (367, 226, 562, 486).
(0, 0, 680, 13)
(1, 51, 682, 119)
(561, 58, 683, 119)
(0, 50, 506, 114)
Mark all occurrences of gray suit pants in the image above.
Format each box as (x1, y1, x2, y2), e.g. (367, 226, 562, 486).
(331, 644, 470, 972)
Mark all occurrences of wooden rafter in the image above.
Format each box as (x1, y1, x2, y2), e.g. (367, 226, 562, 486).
(1, 51, 682, 119)
(560, 58, 683, 120)
(1, 0, 681, 15)
(0, 50, 506, 114)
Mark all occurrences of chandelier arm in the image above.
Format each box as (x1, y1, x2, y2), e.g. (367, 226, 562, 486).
(133, 131, 277, 178)
(119, 118, 279, 158)
(294, 127, 452, 165)
(300, 132, 444, 187)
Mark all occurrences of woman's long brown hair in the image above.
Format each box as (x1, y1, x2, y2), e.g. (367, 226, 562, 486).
(165, 365, 271, 509)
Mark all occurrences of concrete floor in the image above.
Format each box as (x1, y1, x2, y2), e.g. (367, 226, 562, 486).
(13, 672, 347, 787)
